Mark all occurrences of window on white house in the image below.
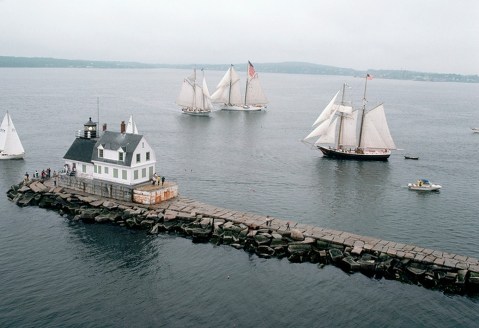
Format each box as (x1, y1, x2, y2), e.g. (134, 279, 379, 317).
(122, 170, 127, 180)
(105, 167, 109, 174)
(136, 153, 141, 163)
(146, 152, 150, 161)
(99, 149, 103, 158)
(142, 168, 146, 178)
(134, 170, 138, 180)
(113, 168, 118, 178)
(119, 152, 124, 161)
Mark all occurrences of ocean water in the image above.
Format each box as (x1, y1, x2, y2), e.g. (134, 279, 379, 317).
(1, 68, 479, 327)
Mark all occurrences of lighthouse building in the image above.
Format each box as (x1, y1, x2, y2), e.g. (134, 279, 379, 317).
(63, 117, 156, 186)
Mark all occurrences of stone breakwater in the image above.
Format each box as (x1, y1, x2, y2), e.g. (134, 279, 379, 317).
(6, 179, 479, 295)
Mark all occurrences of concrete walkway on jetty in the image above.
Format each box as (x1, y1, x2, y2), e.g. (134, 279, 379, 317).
(41, 178, 479, 273)
(154, 197, 479, 273)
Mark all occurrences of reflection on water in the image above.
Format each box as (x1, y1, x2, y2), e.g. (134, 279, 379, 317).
(65, 222, 160, 271)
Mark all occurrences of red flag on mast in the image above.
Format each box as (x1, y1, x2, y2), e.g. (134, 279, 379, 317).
(248, 61, 256, 78)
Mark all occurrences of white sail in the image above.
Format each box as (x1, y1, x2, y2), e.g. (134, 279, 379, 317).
(0, 113, 8, 151)
(303, 118, 330, 140)
(336, 104, 353, 115)
(312, 90, 340, 127)
(126, 115, 139, 134)
(304, 103, 353, 142)
(211, 66, 242, 105)
(0, 112, 25, 158)
(314, 115, 338, 145)
(360, 104, 396, 149)
(202, 77, 213, 110)
(245, 74, 268, 105)
(176, 70, 197, 108)
(338, 110, 358, 148)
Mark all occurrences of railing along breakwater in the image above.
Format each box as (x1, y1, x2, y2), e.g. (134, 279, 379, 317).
(6, 178, 479, 296)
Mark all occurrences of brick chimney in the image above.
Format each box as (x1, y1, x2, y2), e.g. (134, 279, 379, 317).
(120, 121, 126, 134)
(102, 123, 107, 131)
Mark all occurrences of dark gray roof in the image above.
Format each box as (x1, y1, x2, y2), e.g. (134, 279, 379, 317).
(63, 138, 97, 163)
(92, 131, 143, 166)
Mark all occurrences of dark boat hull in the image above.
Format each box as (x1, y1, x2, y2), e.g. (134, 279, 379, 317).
(318, 146, 390, 161)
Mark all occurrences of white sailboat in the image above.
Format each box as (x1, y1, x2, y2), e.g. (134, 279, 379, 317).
(126, 115, 139, 134)
(0, 111, 25, 160)
(303, 75, 396, 161)
(176, 68, 213, 116)
(211, 61, 268, 111)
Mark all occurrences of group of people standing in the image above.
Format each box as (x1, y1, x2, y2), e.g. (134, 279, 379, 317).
(151, 173, 165, 186)
(24, 168, 57, 183)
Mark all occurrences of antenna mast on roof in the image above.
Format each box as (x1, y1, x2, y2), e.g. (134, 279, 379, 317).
(97, 97, 100, 135)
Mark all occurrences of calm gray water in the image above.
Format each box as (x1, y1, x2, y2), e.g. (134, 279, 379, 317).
(1, 68, 479, 327)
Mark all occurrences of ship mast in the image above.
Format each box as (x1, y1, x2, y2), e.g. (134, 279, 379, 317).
(97, 97, 100, 135)
(228, 64, 233, 106)
(357, 74, 370, 149)
(244, 62, 249, 106)
(201, 68, 205, 109)
(335, 83, 348, 149)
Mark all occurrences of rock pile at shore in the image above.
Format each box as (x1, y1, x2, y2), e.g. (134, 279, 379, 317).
(6, 180, 479, 295)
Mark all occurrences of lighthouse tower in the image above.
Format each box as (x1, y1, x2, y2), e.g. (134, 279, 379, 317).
(82, 117, 97, 139)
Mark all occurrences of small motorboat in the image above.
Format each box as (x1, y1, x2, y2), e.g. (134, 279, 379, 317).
(472, 127, 479, 133)
(404, 154, 419, 160)
(408, 179, 441, 191)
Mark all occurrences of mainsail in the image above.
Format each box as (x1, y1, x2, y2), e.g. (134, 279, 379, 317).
(211, 65, 242, 106)
(244, 61, 268, 106)
(0, 111, 25, 157)
(359, 104, 396, 149)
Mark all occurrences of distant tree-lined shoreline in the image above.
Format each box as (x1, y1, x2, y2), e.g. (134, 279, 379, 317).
(1, 56, 477, 83)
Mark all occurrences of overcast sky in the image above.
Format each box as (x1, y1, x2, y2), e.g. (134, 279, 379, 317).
(0, 0, 478, 75)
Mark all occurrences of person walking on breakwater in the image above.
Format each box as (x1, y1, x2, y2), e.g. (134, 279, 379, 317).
(152, 173, 158, 185)
(265, 216, 272, 226)
(156, 175, 161, 186)
(24, 172, 29, 183)
(286, 222, 290, 230)
(161, 176, 165, 186)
